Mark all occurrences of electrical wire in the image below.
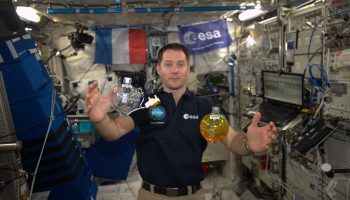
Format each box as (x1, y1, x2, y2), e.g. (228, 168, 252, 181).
(294, 147, 350, 199)
(305, 125, 338, 157)
(313, 93, 325, 119)
(258, 11, 348, 199)
(335, 128, 350, 134)
(264, 150, 295, 199)
(271, 135, 329, 199)
(28, 89, 57, 200)
(138, 92, 145, 107)
(326, 178, 350, 200)
(306, 63, 329, 117)
(322, 164, 350, 199)
(77, 64, 96, 84)
(299, 163, 318, 177)
(307, 9, 350, 63)
(45, 45, 72, 65)
(127, 95, 146, 115)
(127, 107, 147, 115)
(290, 156, 329, 198)
(308, 64, 329, 92)
(305, 8, 350, 124)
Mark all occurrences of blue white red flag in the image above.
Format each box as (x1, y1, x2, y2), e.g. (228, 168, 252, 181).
(95, 28, 147, 64)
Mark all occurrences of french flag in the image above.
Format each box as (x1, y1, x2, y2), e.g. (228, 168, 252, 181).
(95, 28, 147, 64)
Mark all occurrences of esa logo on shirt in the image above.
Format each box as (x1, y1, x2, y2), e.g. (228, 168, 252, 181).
(183, 113, 198, 120)
(149, 106, 166, 121)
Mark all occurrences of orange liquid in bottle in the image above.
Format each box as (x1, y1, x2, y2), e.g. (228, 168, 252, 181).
(200, 107, 229, 143)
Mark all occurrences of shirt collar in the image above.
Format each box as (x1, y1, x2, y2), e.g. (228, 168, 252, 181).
(158, 88, 193, 98)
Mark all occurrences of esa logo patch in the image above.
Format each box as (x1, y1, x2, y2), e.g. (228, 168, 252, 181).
(183, 30, 222, 45)
(183, 113, 199, 120)
(149, 106, 166, 121)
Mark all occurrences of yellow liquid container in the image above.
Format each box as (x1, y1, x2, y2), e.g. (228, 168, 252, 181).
(200, 107, 229, 143)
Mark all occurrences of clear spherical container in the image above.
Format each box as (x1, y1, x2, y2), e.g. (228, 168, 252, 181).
(113, 77, 142, 115)
(200, 107, 229, 143)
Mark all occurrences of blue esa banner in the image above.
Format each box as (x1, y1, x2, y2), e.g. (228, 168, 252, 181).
(178, 19, 233, 54)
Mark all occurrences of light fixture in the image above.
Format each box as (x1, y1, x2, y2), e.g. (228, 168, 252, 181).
(238, 4, 263, 21)
(16, 6, 41, 23)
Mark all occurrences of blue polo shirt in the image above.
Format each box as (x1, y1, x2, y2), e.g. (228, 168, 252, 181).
(129, 89, 214, 188)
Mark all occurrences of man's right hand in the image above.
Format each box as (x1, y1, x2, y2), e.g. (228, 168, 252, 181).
(85, 81, 114, 123)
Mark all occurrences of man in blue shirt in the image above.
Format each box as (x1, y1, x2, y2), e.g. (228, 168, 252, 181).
(85, 43, 277, 200)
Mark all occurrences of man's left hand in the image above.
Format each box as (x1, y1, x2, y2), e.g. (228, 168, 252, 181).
(246, 112, 277, 153)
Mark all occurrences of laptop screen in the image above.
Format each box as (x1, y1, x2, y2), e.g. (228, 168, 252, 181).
(262, 71, 303, 106)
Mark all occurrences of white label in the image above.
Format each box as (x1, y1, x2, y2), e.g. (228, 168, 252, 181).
(209, 114, 220, 120)
(121, 93, 128, 103)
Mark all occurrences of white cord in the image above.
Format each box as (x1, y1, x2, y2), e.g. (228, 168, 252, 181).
(327, 178, 350, 200)
(313, 93, 326, 119)
(264, 150, 295, 198)
(127, 94, 157, 115)
(127, 107, 146, 115)
(298, 160, 350, 199)
(138, 95, 144, 107)
(28, 89, 57, 200)
(300, 164, 318, 177)
(335, 128, 350, 134)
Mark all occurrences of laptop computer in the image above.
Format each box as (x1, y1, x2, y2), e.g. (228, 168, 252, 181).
(250, 71, 304, 127)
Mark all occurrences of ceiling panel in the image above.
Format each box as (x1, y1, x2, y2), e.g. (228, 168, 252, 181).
(15, 0, 251, 27)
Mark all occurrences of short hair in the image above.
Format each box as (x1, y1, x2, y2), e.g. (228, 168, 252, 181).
(157, 43, 190, 64)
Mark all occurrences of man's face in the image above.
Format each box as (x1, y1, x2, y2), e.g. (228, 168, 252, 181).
(157, 50, 189, 91)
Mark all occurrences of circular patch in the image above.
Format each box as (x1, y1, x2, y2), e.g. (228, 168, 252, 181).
(149, 106, 166, 121)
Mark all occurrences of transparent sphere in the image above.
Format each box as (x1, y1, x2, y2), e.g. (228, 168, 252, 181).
(113, 85, 141, 115)
(200, 109, 229, 143)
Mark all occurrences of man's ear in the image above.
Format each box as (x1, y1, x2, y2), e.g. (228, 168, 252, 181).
(156, 64, 160, 75)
